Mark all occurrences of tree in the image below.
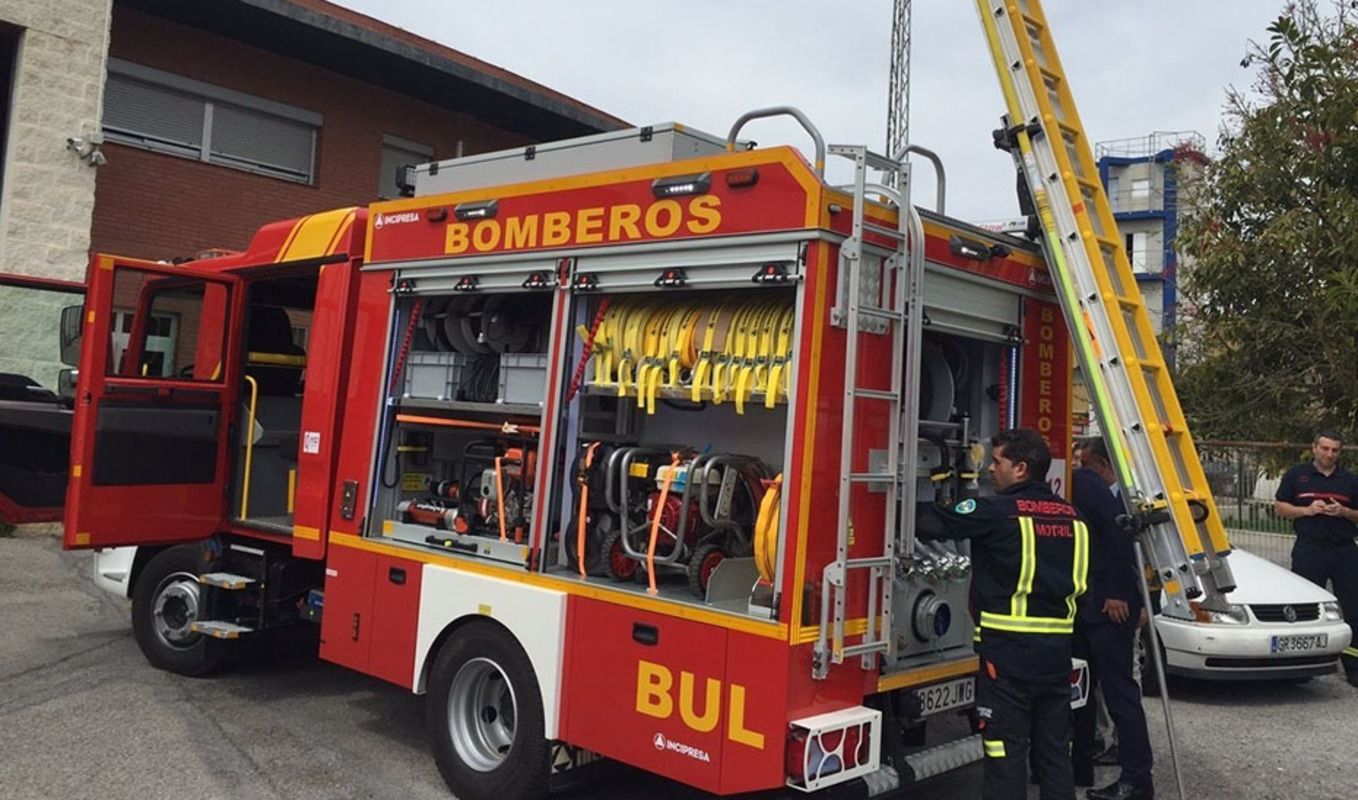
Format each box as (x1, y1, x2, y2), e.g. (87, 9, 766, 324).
(1176, 0, 1358, 442)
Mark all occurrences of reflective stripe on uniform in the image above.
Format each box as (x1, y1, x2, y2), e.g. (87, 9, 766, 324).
(1011, 517, 1037, 617)
(1066, 519, 1090, 619)
(983, 739, 1007, 758)
(979, 611, 1074, 634)
(1343, 647, 1358, 658)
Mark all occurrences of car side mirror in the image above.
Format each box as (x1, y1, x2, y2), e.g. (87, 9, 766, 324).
(57, 368, 78, 401)
(59, 304, 84, 366)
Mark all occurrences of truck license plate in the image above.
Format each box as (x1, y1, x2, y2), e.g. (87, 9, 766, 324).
(1270, 633, 1328, 654)
(912, 676, 975, 717)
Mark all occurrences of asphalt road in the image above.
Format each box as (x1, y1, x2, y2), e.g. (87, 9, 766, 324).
(2, 529, 1355, 800)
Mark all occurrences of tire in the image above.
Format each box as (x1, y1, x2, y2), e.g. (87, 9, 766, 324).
(130, 544, 225, 677)
(1137, 624, 1166, 697)
(601, 527, 638, 582)
(687, 541, 727, 599)
(426, 621, 549, 800)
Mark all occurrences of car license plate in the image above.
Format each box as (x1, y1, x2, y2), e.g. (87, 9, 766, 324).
(912, 676, 975, 717)
(1270, 633, 1328, 653)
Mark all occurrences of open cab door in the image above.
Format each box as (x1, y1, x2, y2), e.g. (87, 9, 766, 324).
(65, 256, 241, 549)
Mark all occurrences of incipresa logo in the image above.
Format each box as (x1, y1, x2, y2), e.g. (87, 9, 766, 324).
(374, 211, 421, 229)
(651, 732, 711, 763)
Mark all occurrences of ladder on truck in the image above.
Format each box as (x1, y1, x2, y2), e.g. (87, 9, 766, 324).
(974, 0, 1235, 618)
(813, 145, 928, 679)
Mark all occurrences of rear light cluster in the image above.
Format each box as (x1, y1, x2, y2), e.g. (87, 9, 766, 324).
(786, 724, 868, 785)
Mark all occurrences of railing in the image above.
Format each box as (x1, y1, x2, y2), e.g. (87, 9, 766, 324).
(1095, 131, 1206, 160)
(1105, 186, 1165, 213)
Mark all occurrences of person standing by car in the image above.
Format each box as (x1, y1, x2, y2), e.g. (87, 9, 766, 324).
(917, 428, 1089, 800)
(1274, 431, 1358, 686)
(1070, 438, 1154, 800)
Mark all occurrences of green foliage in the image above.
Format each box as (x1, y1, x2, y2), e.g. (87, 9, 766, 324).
(1176, 0, 1358, 442)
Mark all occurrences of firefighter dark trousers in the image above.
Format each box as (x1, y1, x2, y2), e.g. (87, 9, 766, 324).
(977, 659, 1074, 800)
(1072, 616, 1153, 786)
(1292, 537, 1358, 678)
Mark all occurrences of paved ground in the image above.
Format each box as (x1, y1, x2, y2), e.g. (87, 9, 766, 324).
(2, 529, 1355, 800)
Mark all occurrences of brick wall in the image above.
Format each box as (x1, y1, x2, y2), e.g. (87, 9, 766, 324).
(91, 7, 533, 261)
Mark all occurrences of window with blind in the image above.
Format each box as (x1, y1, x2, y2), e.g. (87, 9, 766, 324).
(102, 59, 320, 185)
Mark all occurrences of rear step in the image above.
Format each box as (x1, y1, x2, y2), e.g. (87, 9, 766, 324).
(190, 621, 255, 639)
(199, 572, 257, 590)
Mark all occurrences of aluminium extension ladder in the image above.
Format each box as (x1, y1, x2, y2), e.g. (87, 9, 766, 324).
(975, 0, 1235, 619)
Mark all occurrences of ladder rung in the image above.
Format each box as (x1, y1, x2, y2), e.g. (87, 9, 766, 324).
(852, 388, 899, 401)
(864, 221, 907, 241)
(850, 472, 896, 483)
(860, 307, 905, 322)
(1116, 295, 1142, 309)
(846, 557, 893, 569)
(841, 640, 889, 658)
(1039, 68, 1065, 88)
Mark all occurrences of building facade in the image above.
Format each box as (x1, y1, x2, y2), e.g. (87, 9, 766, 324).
(0, 0, 112, 387)
(0, 0, 624, 390)
(1096, 131, 1208, 368)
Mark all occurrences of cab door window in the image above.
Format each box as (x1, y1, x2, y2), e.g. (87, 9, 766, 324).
(108, 268, 230, 381)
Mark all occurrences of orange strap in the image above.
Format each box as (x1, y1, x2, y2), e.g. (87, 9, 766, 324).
(576, 443, 602, 579)
(646, 452, 682, 596)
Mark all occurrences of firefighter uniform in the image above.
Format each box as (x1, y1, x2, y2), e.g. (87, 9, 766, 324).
(918, 480, 1089, 800)
(1275, 461, 1358, 682)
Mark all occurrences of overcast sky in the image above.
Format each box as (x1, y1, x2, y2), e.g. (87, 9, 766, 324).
(333, 1, 1290, 222)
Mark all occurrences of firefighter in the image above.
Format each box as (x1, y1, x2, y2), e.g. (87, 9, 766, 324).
(1274, 431, 1358, 687)
(1070, 437, 1154, 800)
(917, 428, 1089, 800)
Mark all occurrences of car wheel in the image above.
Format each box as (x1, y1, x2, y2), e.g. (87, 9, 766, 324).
(131, 545, 224, 677)
(1137, 624, 1167, 697)
(427, 621, 549, 800)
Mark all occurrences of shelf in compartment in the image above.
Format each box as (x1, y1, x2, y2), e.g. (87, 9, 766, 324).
(581, 383, 789, 407)
(398, 397, 544, 419)
(383, 519, 531, 566)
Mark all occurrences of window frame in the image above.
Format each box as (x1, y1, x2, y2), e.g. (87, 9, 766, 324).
(103, 59, 322, 185)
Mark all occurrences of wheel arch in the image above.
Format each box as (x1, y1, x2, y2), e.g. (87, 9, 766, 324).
(412, 564, 568, 740)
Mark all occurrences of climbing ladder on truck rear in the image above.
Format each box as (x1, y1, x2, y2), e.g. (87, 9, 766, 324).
(974, 0, 1235, 619)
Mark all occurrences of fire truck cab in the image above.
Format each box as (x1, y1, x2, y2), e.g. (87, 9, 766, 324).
(66, 115, 1077, 798)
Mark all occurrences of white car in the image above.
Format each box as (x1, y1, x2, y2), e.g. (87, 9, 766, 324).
(1151, 548, 1351, 683)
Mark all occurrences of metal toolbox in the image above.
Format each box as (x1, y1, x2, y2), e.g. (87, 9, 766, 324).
(497, 353, 549, 406)
(404, 352, 466, 401)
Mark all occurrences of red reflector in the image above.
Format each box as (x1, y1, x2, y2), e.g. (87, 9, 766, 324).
(426, 207, 448, 222)
(725, 168, 760, 188)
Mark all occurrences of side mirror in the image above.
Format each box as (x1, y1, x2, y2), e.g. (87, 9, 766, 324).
(59, 304, 84, 366)
(57, 368, 78, 401)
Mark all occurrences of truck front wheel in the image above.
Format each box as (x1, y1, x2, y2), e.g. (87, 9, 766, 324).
(427, 621, 549, 800)
(130, 545, 224, 676)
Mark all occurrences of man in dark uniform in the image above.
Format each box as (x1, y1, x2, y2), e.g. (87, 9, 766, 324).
(918, 428, 1089, 800)
(1070, 438, 1154, 800)
(1274, 431, 1358, 686)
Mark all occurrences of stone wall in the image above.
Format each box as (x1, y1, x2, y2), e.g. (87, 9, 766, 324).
(0, 0, 111, 391)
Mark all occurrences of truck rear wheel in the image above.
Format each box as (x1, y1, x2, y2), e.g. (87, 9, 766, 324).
(427, 621, 549, 800)
(131, 544, 224, 677)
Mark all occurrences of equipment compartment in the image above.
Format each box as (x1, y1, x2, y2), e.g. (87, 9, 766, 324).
(545, 287, 798, 619)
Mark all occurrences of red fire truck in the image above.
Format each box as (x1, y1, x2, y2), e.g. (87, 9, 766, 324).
(65, 115, 1080, 798)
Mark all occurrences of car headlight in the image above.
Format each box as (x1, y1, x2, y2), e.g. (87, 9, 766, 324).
(1322, 601, 1343, 622)
(1191, 601, 1249, 625)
